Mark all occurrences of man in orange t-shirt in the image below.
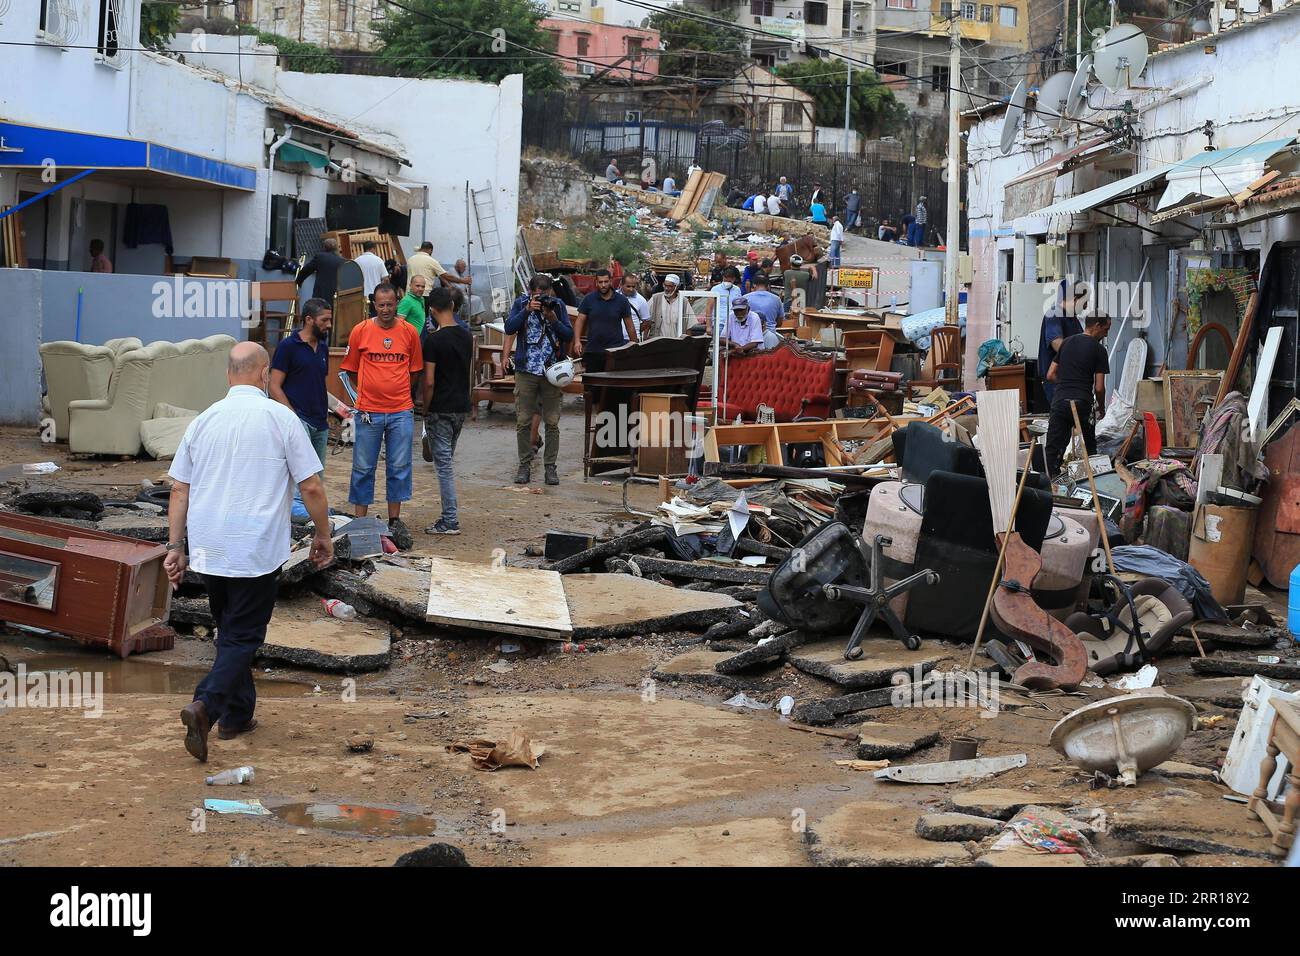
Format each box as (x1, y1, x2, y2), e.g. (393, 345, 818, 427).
(340, 283, 423, 543)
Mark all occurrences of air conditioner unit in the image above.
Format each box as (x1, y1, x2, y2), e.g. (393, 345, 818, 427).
(958, 252, 973, 286)
(777, 48, 791, 60)
(1036, 243, 1065, 280)
(579, 61, 595, 76)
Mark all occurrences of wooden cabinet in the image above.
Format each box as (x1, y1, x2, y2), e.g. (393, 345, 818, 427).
(0, 514, 173, 657)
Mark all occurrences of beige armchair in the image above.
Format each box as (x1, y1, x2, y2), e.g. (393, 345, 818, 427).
(68, 334, 236, 456)
(39, 342, 118, 441)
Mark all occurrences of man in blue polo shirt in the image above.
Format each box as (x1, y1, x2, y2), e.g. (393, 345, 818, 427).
(744, 273, 786, 331)
(573, 269, 636, 373)
(271, 297, 333, 518)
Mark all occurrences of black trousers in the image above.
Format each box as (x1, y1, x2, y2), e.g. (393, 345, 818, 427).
(1045, 398, 1096, 478)
(195, 570, 280, 729)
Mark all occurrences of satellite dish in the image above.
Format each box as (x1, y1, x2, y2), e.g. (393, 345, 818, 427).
(1092, 23, 1149, 91)
(1065, 55, 1093, 118)
(1035, 71, 1074, 130)
(999, 79, 1027, 156)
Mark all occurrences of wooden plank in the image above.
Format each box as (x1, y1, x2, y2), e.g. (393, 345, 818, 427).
(976, 389, 1020, 533)
(424, 556, 573, 639)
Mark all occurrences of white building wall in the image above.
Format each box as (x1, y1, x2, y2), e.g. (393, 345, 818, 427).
(964, 7, 1300, 387)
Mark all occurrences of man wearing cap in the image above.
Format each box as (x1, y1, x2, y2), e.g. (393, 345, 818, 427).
(783, 255, 814, 310)
(647, 274, 685, 339)
(911, 196, 929, 247)
(725, 297, 765, 356)
(741, 251, 762, 292)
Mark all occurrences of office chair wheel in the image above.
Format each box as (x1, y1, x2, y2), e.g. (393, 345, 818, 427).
(904, 635, 921, 651)
(846, 644, 864, 661)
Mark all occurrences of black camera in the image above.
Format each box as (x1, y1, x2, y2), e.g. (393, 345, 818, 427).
(531, 294, 564, 313)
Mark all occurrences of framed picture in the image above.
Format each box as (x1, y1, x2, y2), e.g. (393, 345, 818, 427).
(1163, 370, 1223, 449)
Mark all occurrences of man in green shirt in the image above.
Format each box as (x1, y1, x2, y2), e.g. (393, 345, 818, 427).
(398, 275, 429, 333)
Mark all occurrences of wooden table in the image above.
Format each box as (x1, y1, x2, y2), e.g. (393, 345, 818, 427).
(581, 368, 700, 478)
(1250, 697, 1299, 858)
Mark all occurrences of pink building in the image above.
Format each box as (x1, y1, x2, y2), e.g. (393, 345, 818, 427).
(542, 19, 660, 81)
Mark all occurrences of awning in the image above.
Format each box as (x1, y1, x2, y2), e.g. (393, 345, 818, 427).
(1002, 134, 1117, 221)
(0, 121, 256, 191)
(277, 141, 330, 169)
(1158, 138, 1299, 210)
(1026, 137, 1298, 219)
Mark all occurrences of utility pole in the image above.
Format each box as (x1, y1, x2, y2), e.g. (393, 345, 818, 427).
(844, 55, 852, 148)
(943, 14, 962, 341)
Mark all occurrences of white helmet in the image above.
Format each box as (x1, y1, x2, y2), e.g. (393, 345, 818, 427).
(546, 358, 577, 388)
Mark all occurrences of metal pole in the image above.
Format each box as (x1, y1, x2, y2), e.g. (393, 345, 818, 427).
(944, 14, 962, 344)
(844, 54, 852, 144)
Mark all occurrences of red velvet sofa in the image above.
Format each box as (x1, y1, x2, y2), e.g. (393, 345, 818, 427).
(698, 339, 834, 422)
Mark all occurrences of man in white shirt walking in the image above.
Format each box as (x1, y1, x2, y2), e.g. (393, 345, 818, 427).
(829, 215, 845, 267)
(355, 241, 388, 315)
(165, 342, 333, 762)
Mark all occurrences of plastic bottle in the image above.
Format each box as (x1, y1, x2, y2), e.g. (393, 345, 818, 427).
(206, 766, 255, 786)
(1289, 564, 1300, 641)
(322, 598, 357, 621)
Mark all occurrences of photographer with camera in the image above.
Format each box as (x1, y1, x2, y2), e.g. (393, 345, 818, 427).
(505, 275, 574, 486)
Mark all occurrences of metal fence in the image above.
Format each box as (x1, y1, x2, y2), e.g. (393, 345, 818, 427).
(522, 91, 962, 244)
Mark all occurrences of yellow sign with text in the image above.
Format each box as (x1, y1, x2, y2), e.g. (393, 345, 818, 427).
(837, 268, 875, 289)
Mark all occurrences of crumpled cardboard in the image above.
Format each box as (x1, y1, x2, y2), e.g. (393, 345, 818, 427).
(446, 729, 545, 771)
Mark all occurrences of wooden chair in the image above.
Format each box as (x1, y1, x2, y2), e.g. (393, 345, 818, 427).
(253, 279, 298, 349)
(910, 325, 961, 395)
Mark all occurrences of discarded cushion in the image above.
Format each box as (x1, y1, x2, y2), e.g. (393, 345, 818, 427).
(139, 415, 195, 460)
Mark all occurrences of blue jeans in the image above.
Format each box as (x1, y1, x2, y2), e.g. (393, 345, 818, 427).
(292, 418, 329, 513)
(426, 412, 466, 525)
(349, 410, 413, 507)
(829, 239, 842, 266)
(909, 222, 924, 246)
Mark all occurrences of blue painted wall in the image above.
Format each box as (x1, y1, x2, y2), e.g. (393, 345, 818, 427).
(0, 270, 45, 426)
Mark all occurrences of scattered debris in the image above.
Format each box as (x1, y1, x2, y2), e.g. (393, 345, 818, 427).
(446, 729, 545, 771)
(874, 754, 1028, 785)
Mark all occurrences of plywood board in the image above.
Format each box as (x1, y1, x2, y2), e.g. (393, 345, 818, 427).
(425, 557, 573, 639)
(1247, 324, 1283, 441)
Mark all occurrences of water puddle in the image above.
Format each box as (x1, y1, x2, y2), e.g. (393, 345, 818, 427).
(267, 801, 441, 838)
(14, 654, 311, 697)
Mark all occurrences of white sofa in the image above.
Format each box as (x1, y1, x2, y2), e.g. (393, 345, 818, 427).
(39, 338, 145, 442)
(67, 335, 236, 456)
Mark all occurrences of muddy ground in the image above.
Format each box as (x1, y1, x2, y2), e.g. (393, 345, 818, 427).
(0, 410, 1287, 867)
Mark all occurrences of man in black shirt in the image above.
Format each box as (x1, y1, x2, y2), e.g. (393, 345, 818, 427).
(1045, 313, 1112, 478)
(420, 287, 474, 535)
(295, 237, 345, 310)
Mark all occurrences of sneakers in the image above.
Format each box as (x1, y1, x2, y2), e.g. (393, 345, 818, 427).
(515, 463, 530, 484)
(421, 426, 433, 463)
(425, 519, 461, 535)
(387, 518, 413, 551)
(544, 464, 559, 486)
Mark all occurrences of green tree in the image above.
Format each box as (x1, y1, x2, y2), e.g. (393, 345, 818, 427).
(775, 58, 907, 139)
(244, 30, 342, 73)
(375, 0, 564, 89)
(645, 2, 746, 82)
(139, 1, 180, 51)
